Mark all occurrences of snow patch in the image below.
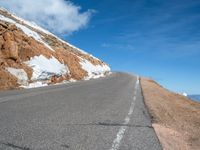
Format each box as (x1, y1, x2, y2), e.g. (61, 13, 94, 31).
(26, 55, 69, 81)
(0, 14, 15, 24)
(21, 81, 48, 89)
(182, 92, 188, 97)
(11, 13, 53, 35)
(80, 59, 110, 79)
(6, 67, 28, 85)
(15, 23, 54, 51)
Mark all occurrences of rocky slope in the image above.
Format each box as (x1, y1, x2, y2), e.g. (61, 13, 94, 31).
(140, 78, 200, 150)
(0, 8, 110, 90)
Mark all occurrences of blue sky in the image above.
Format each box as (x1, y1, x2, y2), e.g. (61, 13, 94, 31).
(65, 0, 200, 94)
(1, 0, 200, 94)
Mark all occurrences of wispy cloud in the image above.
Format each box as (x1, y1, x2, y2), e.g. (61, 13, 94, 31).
(0, 0, 94, 34)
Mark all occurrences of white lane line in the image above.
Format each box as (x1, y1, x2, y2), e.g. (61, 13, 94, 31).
(110, 76, 139, 150)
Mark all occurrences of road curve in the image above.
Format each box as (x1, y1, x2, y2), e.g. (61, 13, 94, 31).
(0, 72, 162, 150)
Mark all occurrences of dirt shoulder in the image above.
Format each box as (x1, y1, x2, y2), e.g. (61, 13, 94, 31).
(140, 78, 200, 150)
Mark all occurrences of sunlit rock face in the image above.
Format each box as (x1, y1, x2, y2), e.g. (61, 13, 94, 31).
(0, 8, 110, 90)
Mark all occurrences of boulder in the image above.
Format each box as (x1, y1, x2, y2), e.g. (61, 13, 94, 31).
(2, 31, 19, 60)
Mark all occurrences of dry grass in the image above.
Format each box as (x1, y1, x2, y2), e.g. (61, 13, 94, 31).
(140, 78, 200, 150)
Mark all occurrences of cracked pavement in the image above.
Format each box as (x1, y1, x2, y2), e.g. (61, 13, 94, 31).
(0, 72, 162, 150)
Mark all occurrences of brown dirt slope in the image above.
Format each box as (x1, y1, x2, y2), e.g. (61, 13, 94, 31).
(140, 78, 200, 150)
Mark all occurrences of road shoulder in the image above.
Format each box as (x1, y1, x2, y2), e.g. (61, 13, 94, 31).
(140, 77, 200, 150)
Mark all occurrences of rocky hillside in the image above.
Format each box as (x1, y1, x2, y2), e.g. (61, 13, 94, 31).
(0, 8, 110, 90)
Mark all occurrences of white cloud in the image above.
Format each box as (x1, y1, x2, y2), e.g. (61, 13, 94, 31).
(0, 0, 94, 34)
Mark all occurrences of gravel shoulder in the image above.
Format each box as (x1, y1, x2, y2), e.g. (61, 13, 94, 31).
(140, 78, 200, 150)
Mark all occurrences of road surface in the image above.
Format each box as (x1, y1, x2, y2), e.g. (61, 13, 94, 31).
(0, 72, 162, 150)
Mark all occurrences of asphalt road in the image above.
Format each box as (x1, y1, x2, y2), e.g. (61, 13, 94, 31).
(0, 72, 162, 150)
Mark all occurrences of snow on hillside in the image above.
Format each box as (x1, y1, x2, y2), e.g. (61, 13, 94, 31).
(80, 59, 110, 79)
(182, 92, 188, 97)
(0, 7, 53, 35)
(0, 7, 103, 60)
(0, 14, 54, 51)
(26, 55, 69, 81)
(6, 67, 28, 85)
(0, 7, 108, 61)
(0, 8, 110, 89)
(0, 7, 93, 56)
